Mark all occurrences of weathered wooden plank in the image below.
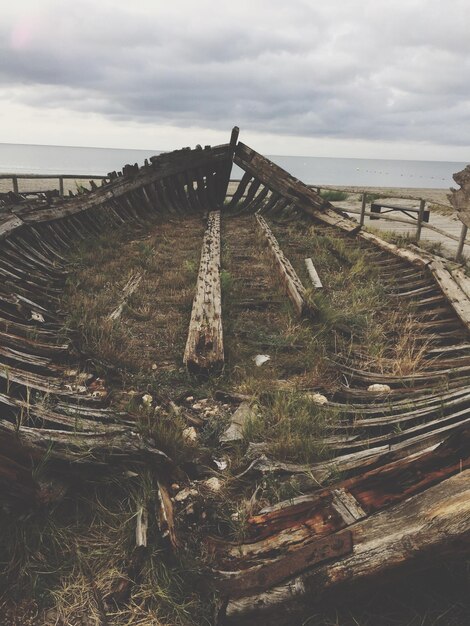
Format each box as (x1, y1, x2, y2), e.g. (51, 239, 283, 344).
(304, 258, 323, 289)
(256, 214, 309, 317)
(429, 259, 470, 330)
(183, 210, 224, 373)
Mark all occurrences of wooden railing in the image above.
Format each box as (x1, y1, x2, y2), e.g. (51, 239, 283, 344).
(0, 173, 107, 196)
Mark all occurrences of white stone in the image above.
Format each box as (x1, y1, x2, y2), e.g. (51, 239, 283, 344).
(142, 393, 153, 405)
(254, 354, 271, 367)
(214, 458, 228, 471)
(204, 477, 223, 492)
(31, 311, 45, 323)
(306, 392, 328, 405)
(367, 384, 391, 393)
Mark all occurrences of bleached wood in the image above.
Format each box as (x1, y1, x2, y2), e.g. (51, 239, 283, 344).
(304, 258, 323, 289)
(256, 214, 308, 316)
(183, 210, 224, 373)
(135, 503, 148, 547)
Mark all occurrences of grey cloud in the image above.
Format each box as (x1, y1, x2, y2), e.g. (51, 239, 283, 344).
(1, 0, 470, 147)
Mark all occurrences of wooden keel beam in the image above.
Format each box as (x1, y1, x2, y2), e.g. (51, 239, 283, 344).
(183, 210, 224, 374)
(256, 214, 310, 317)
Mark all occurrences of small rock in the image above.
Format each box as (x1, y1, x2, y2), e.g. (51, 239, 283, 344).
(368, 384, 391, 393)
(174, 487, 198, 502)
(214, 458, 228, 471)
(186, 396, 194, 402)
(204, 477, 223, 493)
(306, 392, 328, 405)
(254, 354, 271, 367)
(151, 363, 157, 370)
(31, 311, 45, 323)
(192, 402, 203, 410)
(142, 393, 153, 405)
(183, 426, 197, 443)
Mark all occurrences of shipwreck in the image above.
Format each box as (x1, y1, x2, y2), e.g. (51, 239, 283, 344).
(0, 127, 469, 624)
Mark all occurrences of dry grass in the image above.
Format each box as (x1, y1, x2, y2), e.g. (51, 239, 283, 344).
(4, 211, 461, 625)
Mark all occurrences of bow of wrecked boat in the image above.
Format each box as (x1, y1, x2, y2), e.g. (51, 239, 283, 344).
(0, 127, 469, 624)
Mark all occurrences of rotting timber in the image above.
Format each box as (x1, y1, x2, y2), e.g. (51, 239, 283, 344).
(0, 127, 469, 624)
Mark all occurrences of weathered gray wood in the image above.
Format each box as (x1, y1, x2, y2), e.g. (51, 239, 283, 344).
(183, 210, 224, 373)
(256, 214, 309, 316)
(415, 198, 426, 240)
(304, 258, 323, 289)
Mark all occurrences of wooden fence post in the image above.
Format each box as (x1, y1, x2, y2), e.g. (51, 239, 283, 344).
(359, 193, 366, 227)
(59, 177, 64, 197)
(456, 223, 468, 262)
(416, 199, 426, 241)
(12, 176, 18, 193)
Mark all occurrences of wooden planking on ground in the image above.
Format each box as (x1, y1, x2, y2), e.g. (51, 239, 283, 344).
(256, 214, 309, 317)
(183, 210, 224, 373)
(304, 258, 323, 289)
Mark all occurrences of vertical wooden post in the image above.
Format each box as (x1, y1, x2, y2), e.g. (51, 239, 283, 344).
(219, 126, 239, 207)
(59, 177, 64, 197)
(359, 193, 366, 227)
(12, 176, 18, 193)
(317, 187, 321, 195)
(456, 223, 468, 262)
(416, 199, 426, 241)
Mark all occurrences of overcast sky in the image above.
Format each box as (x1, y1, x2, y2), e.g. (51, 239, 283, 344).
(1, 0, 470, 160)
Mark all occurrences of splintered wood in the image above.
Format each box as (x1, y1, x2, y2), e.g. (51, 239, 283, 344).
(256, 214, 308, 316)
(184, 210, 224, 373)
(304, 258, 323, 289)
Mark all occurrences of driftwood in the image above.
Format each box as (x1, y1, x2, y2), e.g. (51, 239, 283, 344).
(183, 210, 224, 373)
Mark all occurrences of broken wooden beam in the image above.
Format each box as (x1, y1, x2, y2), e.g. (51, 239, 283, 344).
(183, 210, 224, 373)
(304, 258, 323, 289)
(256, 214, 309, 316)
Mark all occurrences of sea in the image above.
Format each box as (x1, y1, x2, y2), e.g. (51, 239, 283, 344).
(0, 142, 466, 189)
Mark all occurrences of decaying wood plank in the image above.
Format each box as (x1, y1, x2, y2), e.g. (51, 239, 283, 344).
(256, 214, 309, 316)
(183, 210, 224, 373)
(219, 427, 470, 621)
(304, 258, 323, 289)
(234, 142, 357, 233)
(429, 259, 470, 330)
(223, 469, 470, 622)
